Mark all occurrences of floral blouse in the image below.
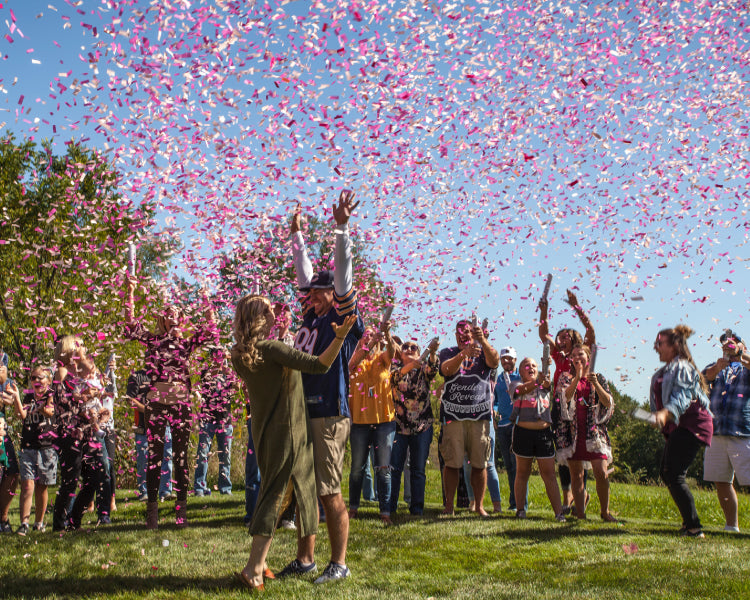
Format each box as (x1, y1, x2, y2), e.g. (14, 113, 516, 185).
(390, 355, 439, 435)
(554, 371, 614, 466)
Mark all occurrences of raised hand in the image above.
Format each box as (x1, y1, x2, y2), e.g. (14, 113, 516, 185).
(566, 289, 579, 308)
(332, 189, 360, 226)
(290, 203, 302, 234)
(331, 314, 358, 339)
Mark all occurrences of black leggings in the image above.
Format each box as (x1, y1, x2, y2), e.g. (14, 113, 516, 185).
(145, 402, 191, 503)
(661, 426, 704, 530)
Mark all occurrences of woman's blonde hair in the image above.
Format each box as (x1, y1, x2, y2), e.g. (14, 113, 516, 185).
(54, 335, 86, 367)
(156, 306, 184, 336)
(232, 294, 271, 371)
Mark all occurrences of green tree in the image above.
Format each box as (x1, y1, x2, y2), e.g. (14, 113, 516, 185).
(0, 133, 174, 377)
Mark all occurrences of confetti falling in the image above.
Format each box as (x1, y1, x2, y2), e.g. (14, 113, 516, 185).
(0, 1, 748, 403)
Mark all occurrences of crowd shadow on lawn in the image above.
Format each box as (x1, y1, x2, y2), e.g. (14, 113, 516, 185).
(1, 573, 239, 598)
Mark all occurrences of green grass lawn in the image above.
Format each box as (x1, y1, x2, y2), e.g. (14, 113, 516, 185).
(2, 467, 749, 600)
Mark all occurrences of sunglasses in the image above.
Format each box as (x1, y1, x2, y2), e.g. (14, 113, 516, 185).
(401, 344, 419, 352)
(30, 375, 47, 382)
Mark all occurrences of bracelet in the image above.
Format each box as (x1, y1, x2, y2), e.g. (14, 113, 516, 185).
(336, 335, 346, 340)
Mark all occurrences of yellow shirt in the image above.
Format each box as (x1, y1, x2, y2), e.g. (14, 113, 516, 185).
(349, 352, 395, 425)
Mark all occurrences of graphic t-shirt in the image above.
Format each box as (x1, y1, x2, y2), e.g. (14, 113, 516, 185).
(439, 346, 493, 422)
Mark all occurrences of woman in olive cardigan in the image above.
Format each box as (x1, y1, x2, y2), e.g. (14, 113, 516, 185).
(231, 294, 356, 591)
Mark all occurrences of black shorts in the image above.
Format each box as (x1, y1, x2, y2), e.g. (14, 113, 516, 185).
(512, 426, 555, 459)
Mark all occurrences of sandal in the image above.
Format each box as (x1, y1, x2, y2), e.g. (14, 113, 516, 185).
(235, 570, 265, 592)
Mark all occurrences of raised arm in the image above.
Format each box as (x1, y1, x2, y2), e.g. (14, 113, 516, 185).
(124, 277, 137, 325)
(538, 297, 556, 351)
(332, 190, 359, 297)
(318, 315, 358, 368)
(566, 290, 596, 346)
(290, 204, 313, 289)
(473, 324, 500, 369)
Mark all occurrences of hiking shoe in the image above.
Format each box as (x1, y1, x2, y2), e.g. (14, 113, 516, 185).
(314, 561, 350, 584)
(17, 523, 30, 537)
(275, 559, 317, 579)
(0, 520, 13, 533)
(32, 523, 46, 533)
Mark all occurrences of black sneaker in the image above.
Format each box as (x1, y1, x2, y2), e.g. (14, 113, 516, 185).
(16, 523, 29, 537)
(680, 528, 705, 539)
(275, 559, 317, 578)
(0, 520, 13, 533)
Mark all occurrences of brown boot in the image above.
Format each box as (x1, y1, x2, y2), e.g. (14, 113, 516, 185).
(175, 501, 187, 529)
(146, 501, 159, 530)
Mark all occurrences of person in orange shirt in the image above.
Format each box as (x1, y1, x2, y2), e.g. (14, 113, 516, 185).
(347, 320, 396, 525)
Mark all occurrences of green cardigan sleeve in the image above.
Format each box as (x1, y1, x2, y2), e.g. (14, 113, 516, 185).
(261, 340, 330, 375)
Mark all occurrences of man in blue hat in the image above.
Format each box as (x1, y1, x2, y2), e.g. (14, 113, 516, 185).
(703, 329, 750, 533)
(276, 191, 364, 584)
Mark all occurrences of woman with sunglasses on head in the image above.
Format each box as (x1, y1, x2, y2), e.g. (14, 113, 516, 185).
(389, 336, 440, 517)
(124, 278, 217, 529)
(555, 344, 615, 521)
(650, 325, 713, 538)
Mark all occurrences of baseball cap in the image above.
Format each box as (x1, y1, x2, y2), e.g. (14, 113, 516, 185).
(499, 347, 517, 359)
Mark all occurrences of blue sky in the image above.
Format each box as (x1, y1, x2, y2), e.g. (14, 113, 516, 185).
(1, 0, 748, 402)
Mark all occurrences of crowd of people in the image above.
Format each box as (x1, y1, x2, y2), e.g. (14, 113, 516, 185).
(0, 193, 749, 588)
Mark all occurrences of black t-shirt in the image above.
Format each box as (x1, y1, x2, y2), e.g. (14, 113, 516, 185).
(20, 390, 56, 450)
(126, 370, 150, 434)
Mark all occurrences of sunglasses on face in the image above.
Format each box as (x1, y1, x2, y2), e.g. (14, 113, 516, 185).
(402, 344, 419, 352)
(30, 375, 47, 382)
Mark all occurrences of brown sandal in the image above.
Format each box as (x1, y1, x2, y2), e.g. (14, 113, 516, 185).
(234, 571, 265, 592)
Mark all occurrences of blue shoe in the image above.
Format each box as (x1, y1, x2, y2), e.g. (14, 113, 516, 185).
(276, 559, 317, 578)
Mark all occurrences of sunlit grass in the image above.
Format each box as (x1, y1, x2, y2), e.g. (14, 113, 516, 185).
(2, 466, 749, 599)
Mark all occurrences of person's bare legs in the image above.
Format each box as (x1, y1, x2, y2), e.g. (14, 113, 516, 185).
(0, 473, 19, 523)
(241, 535, 273, 587)
(567, 460, 587, 518)
(34, 484, 49, 525)
(470, 467, 488, 517)
(514, 457, 532, 514)
(19, 480, 34, 524)
(715, 481, 739, 529)
(292, 505, 316, 564)
(320, 493, 348, 565)
(442, 467, 459, 515)
(538, 457, 563, 516)
(589, 459, 614, 520)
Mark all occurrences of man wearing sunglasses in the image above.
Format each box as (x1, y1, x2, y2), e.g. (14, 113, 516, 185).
(702, 329, 750, 533)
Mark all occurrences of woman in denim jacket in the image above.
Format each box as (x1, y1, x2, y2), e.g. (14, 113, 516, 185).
(650, 325, 713, 538)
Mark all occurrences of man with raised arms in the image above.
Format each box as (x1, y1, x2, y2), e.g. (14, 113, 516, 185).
(277, 191, 364, 584)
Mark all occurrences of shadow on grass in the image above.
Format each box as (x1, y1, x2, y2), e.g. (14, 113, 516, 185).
(0, 574, 238, 598)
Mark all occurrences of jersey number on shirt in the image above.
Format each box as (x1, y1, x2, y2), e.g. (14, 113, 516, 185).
(294, 327, 318, 355)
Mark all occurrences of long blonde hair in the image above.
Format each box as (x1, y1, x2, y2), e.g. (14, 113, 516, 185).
(232, 294, 271, 371)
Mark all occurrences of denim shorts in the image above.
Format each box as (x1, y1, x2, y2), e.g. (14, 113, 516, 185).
(19, 447, 59, 486)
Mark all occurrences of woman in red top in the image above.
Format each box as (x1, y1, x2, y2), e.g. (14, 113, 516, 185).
(556, 345, 616, 521)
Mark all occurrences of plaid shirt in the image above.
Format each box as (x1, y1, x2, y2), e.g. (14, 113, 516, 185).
(706, 361, 750, 437)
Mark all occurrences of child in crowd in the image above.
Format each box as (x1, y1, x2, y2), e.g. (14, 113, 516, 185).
(7, 366, 57, 534)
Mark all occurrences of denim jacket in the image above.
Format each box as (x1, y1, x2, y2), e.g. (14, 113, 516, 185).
(650, 358, 711, 422)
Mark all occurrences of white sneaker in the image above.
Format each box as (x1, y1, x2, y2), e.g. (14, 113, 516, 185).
(314, 561, 350, 584)
(724, 525, 740, 533)
(280, 519, 297, 531)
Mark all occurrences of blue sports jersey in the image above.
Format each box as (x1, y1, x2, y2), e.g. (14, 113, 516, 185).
(294, 288, 364, 418)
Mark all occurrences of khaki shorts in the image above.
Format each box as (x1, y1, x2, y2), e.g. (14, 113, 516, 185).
(440, 419, 491, 469)
(310, 416, 351, 497)
(704, 435, 750, 486)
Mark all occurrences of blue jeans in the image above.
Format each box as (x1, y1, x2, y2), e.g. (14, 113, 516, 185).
(496, 424, 526, 511)
(390, 426, 433, 515)
(135, 427, 173, 498)
(244, 418, 261, 525)
(464, 423, 502, 505)
(194, 420, 233, 495)
(349, 422, 396, 515)
(362, 449, 377, 502)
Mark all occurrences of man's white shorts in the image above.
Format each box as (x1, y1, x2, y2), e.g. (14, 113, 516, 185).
(703, 435, 750, 485)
